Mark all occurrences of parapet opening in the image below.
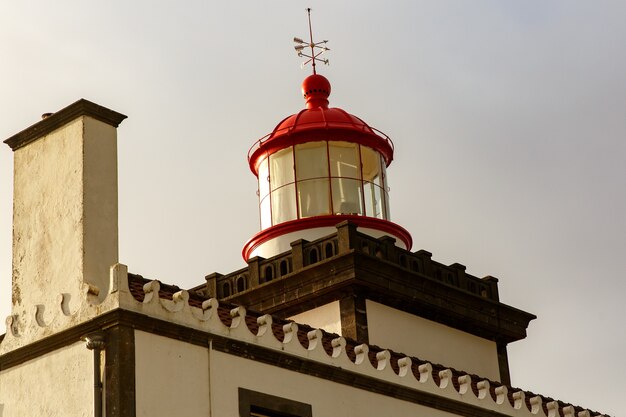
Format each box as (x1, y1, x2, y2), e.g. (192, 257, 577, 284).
(309, 247, 319, 264)
(236, 276, 247, 293)
(264, 265, 274, 282)
(325, 242, 335, 259)
(222, 281, 232, 297)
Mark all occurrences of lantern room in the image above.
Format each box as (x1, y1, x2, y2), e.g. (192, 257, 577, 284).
(243, 74, 412, 260)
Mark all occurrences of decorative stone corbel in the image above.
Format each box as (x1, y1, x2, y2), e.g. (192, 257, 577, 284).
(6, 315, 19, 337)
(438, 369, 454, 390)
(457, 374, 471, 395)
(512, 390, 526, 410)
(375, 350, 391, 371)
(494, 385, 508, 405)
(547, 401, 559, 417)
(230, 307, 246, 329)
(417, 362, 433, 384)
(354, 343, 369, 366)
(282, 322, 299, 344)
(306, 329, 323, 351)
(142, 280, 161, 305)
(477, 379, 490, 400)
(529, 396, 543, 415)
(397, 357, 412, 378)
(34, 304, 48, 327)
(562, 405, 575, 417)
(256, 314, 273, 338)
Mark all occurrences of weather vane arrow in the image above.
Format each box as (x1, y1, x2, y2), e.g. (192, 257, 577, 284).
(293, 8, 330, 74)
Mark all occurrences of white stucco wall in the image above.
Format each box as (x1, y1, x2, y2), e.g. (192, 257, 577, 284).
(0, 342, 92, 417)
(288, 301, 342, 335)
(11, 115, 118, 318)
(134, 331, 210, 417)
(209, 349, 457, 417)
(366, 300, 500, 380)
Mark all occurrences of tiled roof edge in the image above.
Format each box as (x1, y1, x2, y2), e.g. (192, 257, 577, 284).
(126, 272, 609, 417)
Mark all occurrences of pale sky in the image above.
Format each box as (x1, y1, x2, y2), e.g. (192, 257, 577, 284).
(1, 1, 625, 415)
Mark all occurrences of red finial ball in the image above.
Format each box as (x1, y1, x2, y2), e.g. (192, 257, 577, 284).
(302, 74, 331, 109)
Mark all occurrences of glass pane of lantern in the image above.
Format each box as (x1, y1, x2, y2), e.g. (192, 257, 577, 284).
(378, 155, 387, 188)
(383, 189, 390, 219)
(372, 183, 384, 218)
(260, 194, 271, 229)
(298, 178, 330, 218)
(295, 141, 328, 180)
(364, 181, 384, 219)
(271, 184, 296, 224)
(329, 142, 360, 180)
(363, 181, 373, 217)
(258, 157, 270, 199)
(380, 157, 389, 219)
(270, 147, 294, 191)
(361, 146, 381, 183)
(332, 178, 363, 215)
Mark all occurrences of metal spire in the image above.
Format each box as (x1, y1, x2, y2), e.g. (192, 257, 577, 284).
(293, 8, 330, 74)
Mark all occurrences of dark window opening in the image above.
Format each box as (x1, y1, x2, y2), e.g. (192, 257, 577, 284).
(308, 248, 318, 264)
(411, 260, 420, 272)
(279, 260, 289, 276)
(236, 276, 246, 293)
(264, 266, 274, 282)
(239, 388, 312, 417)
(222, 281, 231, 297)
(325, 242, 334, 259)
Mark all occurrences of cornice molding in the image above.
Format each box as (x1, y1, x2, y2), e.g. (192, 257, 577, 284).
(4, 98, 127, 151)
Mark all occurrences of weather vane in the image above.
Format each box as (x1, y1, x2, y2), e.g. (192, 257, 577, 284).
(293, 8, 330, 74)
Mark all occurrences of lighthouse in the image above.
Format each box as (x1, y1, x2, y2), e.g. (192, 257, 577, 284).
(243, 20, 411, 261)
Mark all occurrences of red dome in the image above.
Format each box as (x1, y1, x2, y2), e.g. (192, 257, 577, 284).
(302, 74, 331, 109)
(248, 75, 394, 175)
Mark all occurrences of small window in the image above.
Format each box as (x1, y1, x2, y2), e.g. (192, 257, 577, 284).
(324, 242, 334, 259)
(308, 248, 319, 264)
(236, 276, 246, 293)
(222, 281, 231, 297)
(239, 388, 312, 417)
(264, 266, 274, 282)
(279, 260, 289, 276)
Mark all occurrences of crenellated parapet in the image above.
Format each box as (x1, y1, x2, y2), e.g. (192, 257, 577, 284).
(195, 222, 535, 348)
(197, 221, 500, 302)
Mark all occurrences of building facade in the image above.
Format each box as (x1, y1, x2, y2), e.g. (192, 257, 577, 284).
(0, 74, 610, 416)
